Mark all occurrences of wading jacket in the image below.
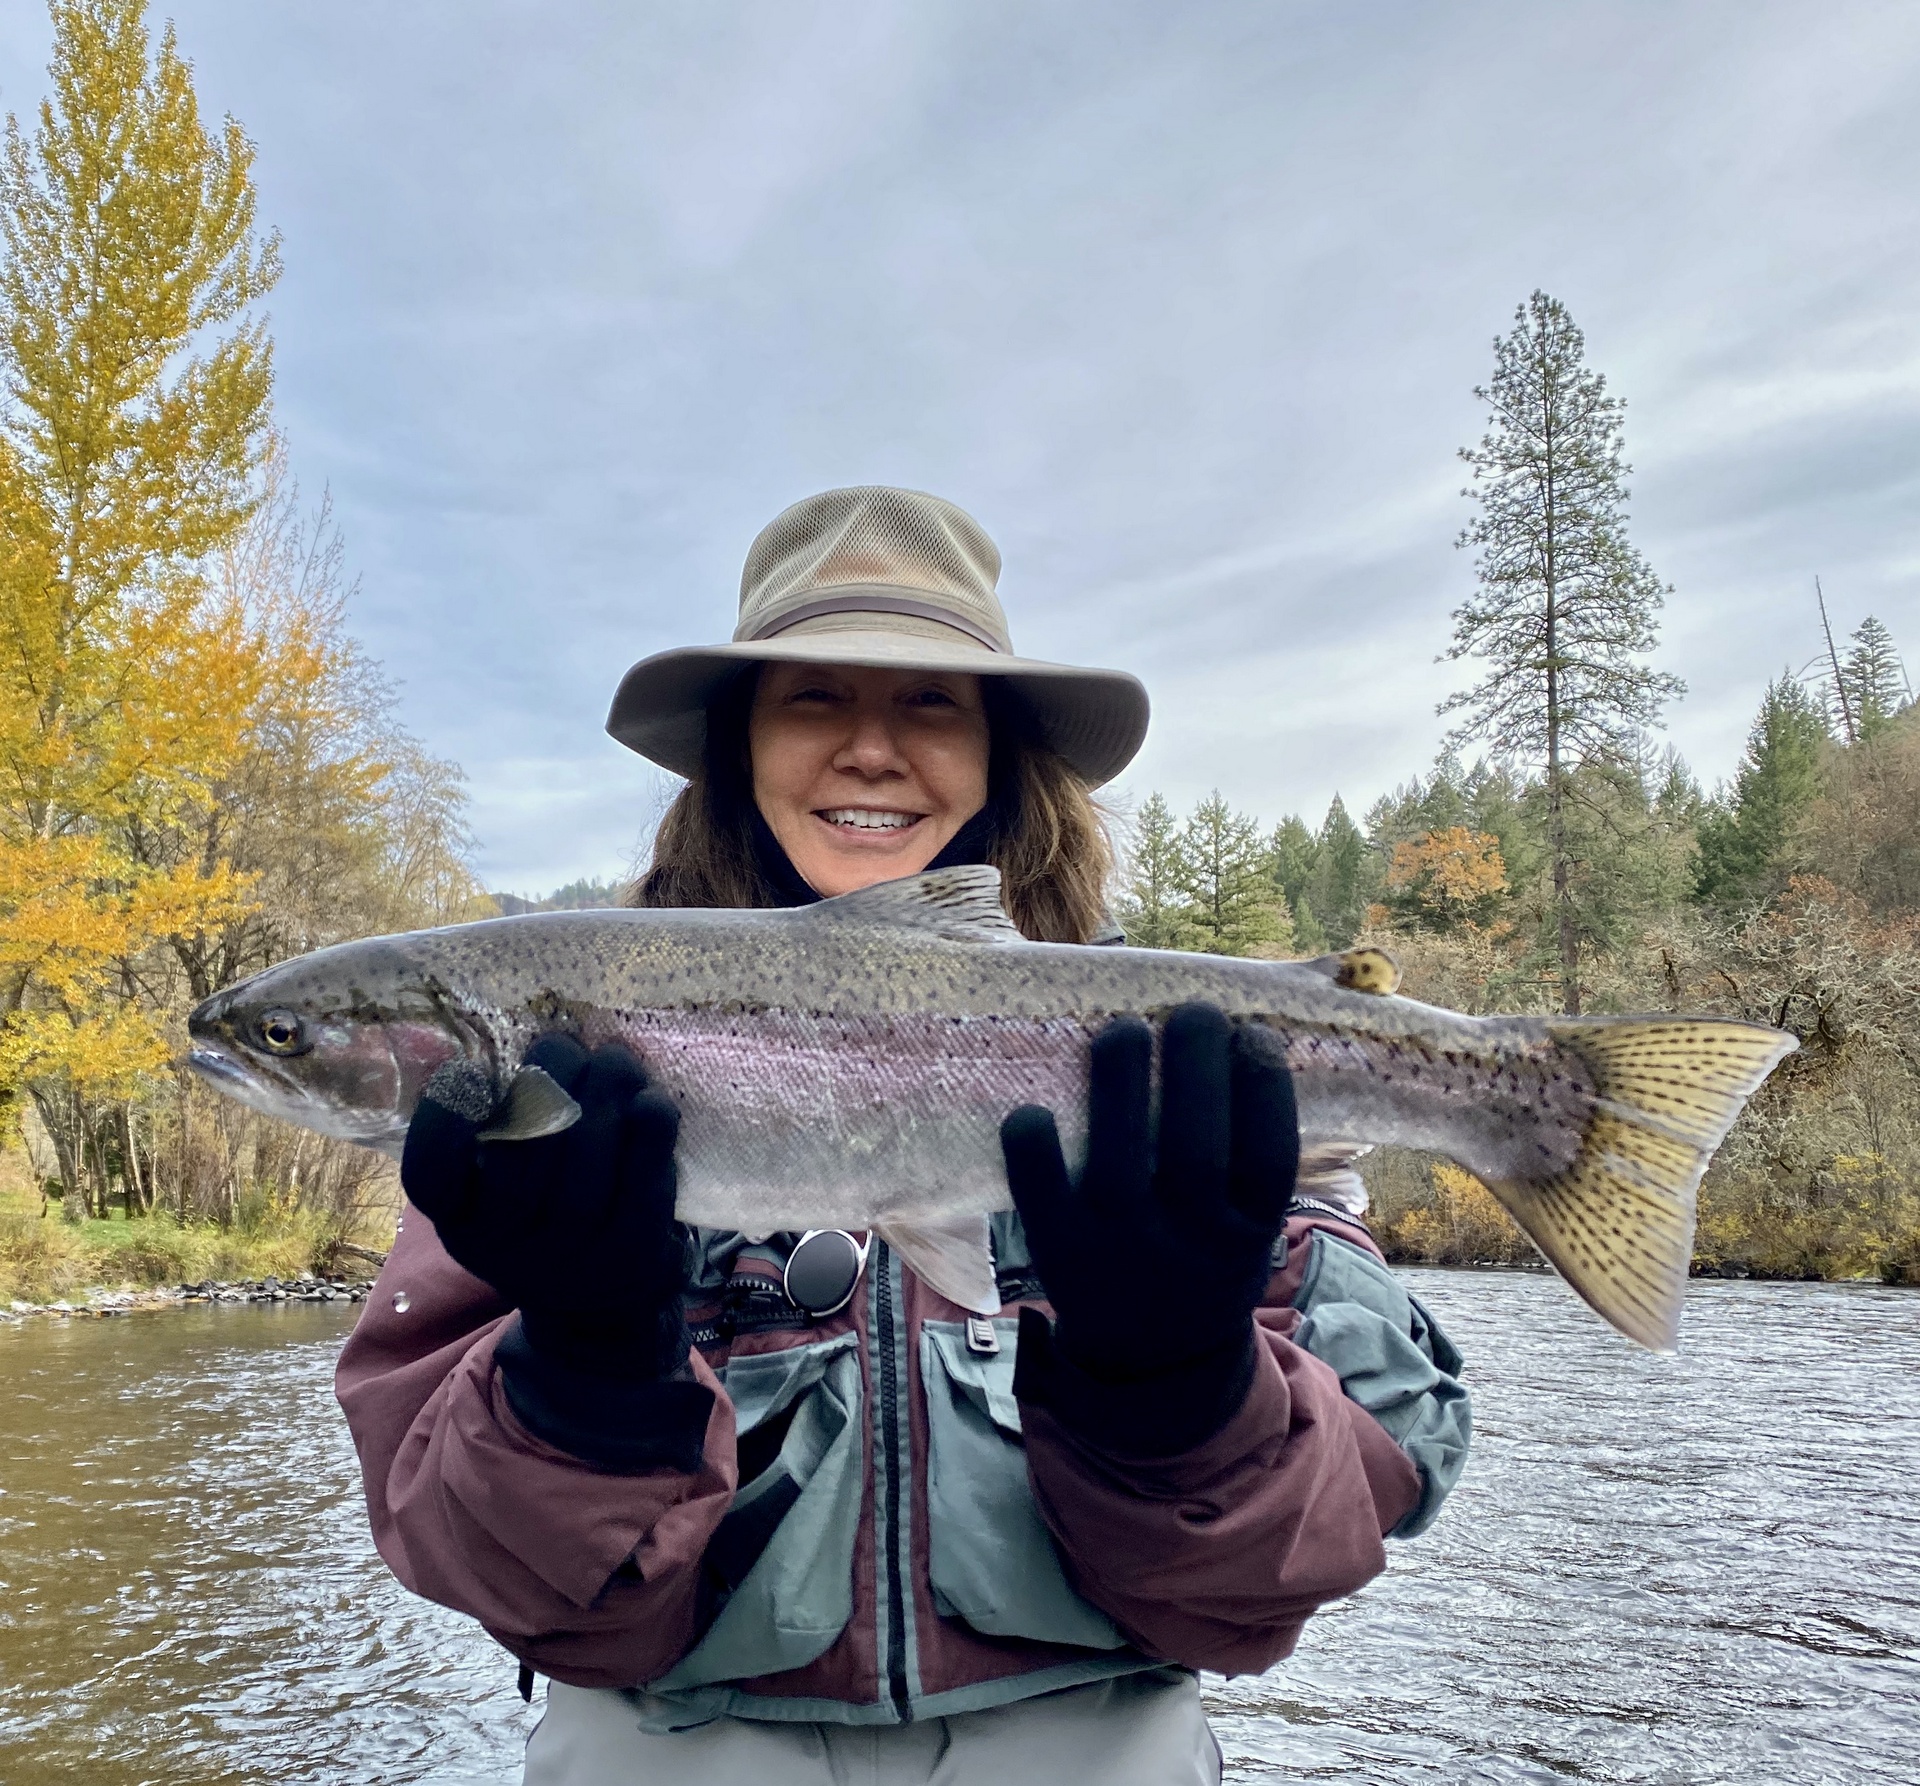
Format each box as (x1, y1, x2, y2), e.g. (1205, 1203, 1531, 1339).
(336, 1202, 1470, 1729)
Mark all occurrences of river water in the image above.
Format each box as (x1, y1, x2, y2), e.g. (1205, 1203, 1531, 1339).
(1, 1274, 1914, 1784)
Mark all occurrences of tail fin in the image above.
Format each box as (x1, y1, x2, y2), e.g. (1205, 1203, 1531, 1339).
(1489, 1019, 1796, 1351)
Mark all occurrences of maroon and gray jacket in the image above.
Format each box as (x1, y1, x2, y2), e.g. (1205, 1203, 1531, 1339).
(335, 1200, 1470, 1731)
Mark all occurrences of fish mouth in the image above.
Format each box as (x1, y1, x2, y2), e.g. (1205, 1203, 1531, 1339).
(185, 1042, 406, 1152)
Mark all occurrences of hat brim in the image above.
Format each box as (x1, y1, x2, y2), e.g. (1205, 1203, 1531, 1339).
(606, 631, 1149, 789)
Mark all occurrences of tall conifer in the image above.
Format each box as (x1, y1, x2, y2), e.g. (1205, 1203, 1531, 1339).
(1441, 292, 1681, 1012)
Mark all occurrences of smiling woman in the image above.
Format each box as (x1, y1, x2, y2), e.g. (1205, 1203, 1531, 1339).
(624, 488, 1142, 940)
(748, 661, 991, 894)
(334, 487, 1473, 1786)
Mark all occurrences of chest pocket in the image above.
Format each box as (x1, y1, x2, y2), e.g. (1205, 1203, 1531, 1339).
(652, 1333, 864, 1693)
(920, 1320, 1126, 1653)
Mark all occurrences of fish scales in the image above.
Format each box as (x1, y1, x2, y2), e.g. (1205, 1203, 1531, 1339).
(185, 865, 1797, 1348)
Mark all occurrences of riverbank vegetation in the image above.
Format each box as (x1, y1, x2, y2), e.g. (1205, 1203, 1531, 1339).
(1118, 297, 1920, 1287)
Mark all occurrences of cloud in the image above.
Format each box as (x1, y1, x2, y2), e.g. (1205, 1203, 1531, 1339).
(2, 0, 1916, 889)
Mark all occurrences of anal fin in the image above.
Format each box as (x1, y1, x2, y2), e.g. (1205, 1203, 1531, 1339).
(875, 1214, 1000, 1314)
(1293, 1142, 1374, 1218)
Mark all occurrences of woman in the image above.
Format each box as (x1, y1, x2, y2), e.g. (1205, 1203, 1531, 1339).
(336, 487, 1470, 1785)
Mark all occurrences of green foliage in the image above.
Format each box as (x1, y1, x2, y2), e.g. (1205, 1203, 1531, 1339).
(1114, 793, 1202, 949)
(1695, 675, 1827, 907)
(1265, 816, 1327, 950)
(1840, 616, 1908, 742)
(1174, 792, 1292, 957)
(1304, 795, 1370, 947)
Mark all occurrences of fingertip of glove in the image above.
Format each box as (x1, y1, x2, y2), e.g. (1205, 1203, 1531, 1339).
(524, 1032, 592, 1088)
(1163, 1001, 1230, 1051)
(999, 1103, 1059, 1148)
(581, 1043, 649, 1104)
(627, 1086, 681, 1145)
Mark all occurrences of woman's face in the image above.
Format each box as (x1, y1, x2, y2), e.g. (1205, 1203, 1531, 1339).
(748, 662, 991, 896)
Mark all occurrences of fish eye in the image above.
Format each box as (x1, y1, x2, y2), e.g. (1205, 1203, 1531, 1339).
(255, 1009, 311, 1057)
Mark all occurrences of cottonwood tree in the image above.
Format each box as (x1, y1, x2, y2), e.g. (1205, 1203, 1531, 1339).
(1441, 291, 1681, 1013)
(0, 0, 280, 1205)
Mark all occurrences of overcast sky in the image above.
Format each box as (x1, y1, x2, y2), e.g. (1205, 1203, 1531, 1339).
(4, 1, 1916, 894)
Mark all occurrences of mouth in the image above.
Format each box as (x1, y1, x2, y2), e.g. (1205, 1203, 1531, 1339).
(186, 1042, 403, 1150)
(813, 807, 928, 841)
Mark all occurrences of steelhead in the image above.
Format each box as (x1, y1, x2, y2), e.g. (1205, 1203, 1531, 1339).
(186, 865, 1795, 1348)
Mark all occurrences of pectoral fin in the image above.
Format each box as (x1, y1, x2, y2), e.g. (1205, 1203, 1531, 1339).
(875, 1214, 1000, 1314)
(477, 1065, 583, 1143)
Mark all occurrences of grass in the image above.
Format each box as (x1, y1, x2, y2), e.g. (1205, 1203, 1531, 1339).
(0, 1150, 395, 1305)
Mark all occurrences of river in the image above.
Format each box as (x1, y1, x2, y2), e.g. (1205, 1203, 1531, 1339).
(1, 1273, 1915, 1784)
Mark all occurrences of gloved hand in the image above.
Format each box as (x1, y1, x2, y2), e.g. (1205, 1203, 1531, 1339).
(1000, 1002, 1299, 1454)
(401, 1035, 689, 1385)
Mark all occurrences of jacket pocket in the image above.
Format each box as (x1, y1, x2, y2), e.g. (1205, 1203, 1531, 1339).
(920, 1320, 1126, 1651)
(653, 1333, 863, 1691)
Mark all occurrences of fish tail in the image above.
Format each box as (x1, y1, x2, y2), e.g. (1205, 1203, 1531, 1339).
(1489, 1019, 1796, 1351)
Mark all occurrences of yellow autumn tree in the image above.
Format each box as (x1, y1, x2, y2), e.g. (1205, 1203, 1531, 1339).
(0, 0, 279, 1207)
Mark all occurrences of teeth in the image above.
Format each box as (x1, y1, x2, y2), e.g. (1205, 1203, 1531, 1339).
(822, 809, 920, 831)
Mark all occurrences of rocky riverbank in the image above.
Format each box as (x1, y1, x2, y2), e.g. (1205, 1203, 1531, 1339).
(4, 1272, 377, 1321)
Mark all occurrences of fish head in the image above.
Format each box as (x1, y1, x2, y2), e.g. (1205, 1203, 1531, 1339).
(186, 941, 488, 1154)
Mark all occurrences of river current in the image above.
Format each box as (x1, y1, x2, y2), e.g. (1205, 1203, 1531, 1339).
(1, 1273, 1914, 1784)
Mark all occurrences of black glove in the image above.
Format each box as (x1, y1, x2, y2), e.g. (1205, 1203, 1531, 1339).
(402, 1035, 710, 1470)
(1000, 1002, 1299, 1455)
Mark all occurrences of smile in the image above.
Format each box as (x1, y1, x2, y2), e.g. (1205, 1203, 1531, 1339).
(817, 809, 925, 833)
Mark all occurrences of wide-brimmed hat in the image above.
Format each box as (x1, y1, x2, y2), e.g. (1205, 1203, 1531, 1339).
(605, 487, 1149, 787)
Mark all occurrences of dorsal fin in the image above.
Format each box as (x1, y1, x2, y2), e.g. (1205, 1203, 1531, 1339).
(810, 866, 1023, 944)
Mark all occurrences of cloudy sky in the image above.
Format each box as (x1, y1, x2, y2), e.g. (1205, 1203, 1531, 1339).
(4, 1, 1916, 894)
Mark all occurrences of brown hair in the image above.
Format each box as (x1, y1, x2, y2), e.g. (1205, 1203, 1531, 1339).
(628, 673, 1114, 944)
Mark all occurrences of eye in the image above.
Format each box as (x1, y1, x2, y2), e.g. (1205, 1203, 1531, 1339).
(902, 684, 961, 709)
(255, 1009, 310, 1056)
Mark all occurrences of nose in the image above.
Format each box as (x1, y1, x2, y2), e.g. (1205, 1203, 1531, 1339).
(832, 706, 909, 778)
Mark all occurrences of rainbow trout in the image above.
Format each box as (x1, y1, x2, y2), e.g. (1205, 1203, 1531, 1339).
(186, 866, 1794, 1348)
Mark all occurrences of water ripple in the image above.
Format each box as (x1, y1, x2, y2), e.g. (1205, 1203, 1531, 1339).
(3, 1276, 1916, 1783)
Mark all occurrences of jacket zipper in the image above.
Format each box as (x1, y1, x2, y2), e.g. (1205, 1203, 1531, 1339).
(874, 1239, 912, 1721)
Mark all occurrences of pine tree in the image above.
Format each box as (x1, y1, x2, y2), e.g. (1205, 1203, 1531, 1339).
(1266, 815, 1327, 950)
(1840, 617, 1907, 741)
(1441, 291, 1682, 1013)
(1695, 675, 1827, 906)
(1304, 795, 1369, 947)
(1114, 792, 1201, 950)
(1174, 791, 1291, 957)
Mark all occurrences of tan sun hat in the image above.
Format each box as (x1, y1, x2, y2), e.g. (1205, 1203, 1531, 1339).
(605, 486, 1149, 788)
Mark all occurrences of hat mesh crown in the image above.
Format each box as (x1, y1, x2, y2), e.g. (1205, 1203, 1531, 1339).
(736, 487, 1012, 650)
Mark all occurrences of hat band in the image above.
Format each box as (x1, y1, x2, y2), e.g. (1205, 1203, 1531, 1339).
(746, 592, 1007, 653)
